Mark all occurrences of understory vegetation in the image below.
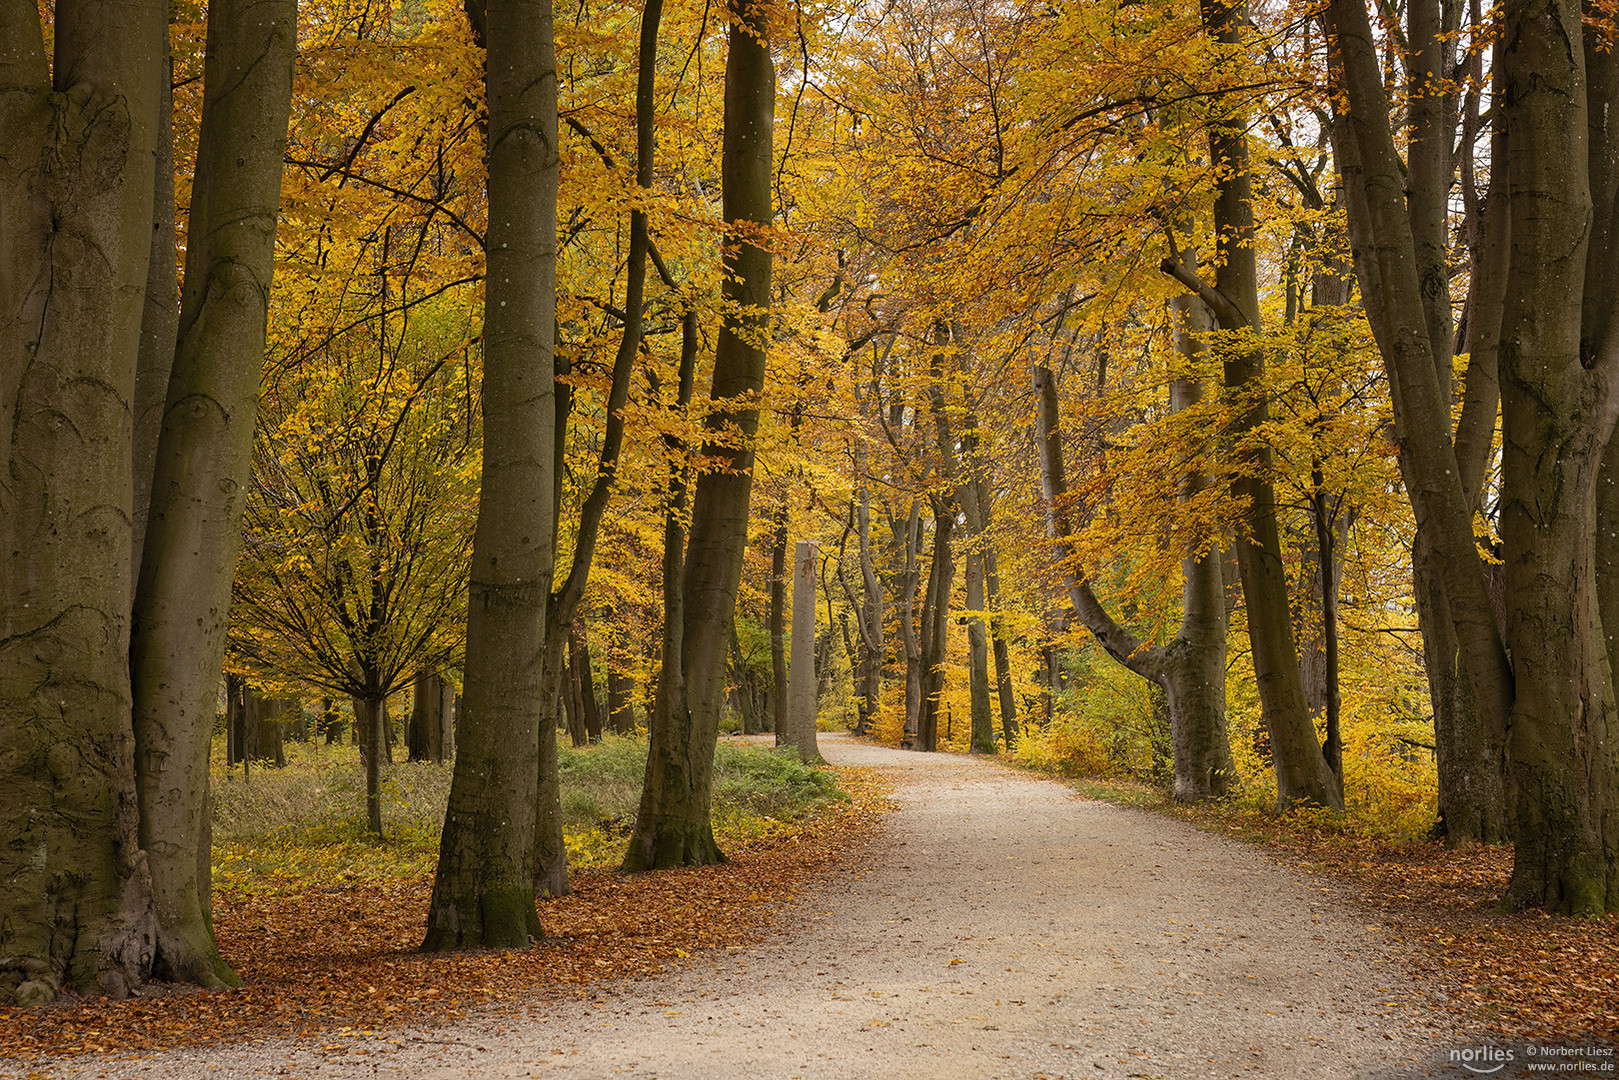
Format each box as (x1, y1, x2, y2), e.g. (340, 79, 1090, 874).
(1000, 636, 1439, 843)
(212, 737, 846, 894)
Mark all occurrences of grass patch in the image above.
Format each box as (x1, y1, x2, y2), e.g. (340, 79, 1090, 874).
(558, 735, 846, 868)
(211, 734, 847, 893)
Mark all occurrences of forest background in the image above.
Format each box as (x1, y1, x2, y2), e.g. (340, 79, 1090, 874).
(5, 0, 1618, 1016)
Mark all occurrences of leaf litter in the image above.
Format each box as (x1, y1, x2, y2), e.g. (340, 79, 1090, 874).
(0, 768, 893, 1062)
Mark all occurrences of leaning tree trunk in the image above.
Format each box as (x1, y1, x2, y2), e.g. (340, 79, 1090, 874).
(1033, 311, 1236, 805)
(624, 0, 774, 869)
(423, 0, 556, 950)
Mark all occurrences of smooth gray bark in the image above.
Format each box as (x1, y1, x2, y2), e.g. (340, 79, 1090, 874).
(624, 0, 774, 869)
(1327, 0, 1618, 910)
(424, 0, 557, 949)
(130, 0, 293, 988)
(785, 540, 824, 761)
(1, 0, 163, 1004)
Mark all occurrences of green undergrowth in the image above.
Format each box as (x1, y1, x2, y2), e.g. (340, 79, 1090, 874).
(210, 735, 845, 897)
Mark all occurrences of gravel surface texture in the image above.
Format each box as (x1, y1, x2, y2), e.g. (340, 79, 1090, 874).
(23, 734, 1482, 1079)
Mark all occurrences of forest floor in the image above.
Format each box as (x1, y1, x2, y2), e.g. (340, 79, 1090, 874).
(1, 734, 1615, 1079)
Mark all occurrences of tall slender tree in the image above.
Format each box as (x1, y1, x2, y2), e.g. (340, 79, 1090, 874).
(422, 0, 558, 949)
(624, 0, 776, 869)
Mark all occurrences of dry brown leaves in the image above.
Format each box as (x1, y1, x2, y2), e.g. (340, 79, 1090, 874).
(0, 767, 894, 1062)
(1182, 812, 1619, 1041)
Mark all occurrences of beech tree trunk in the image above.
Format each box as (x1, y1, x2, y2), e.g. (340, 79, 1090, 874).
(927, 330, 996, 754)
(917, 502, 955, 753)
(0, 0, 275, 1004)
(408, 672, 453, 764)
(423, 0, 556, 950)
(1033, 290, 1237, 804)
(891, 503, 925, 748)
(1328, 0, 1618, 911)
(624, 0, 773, 869)
(852, 439, 883, 736)
(353, 694, 386, 836)
(1156, 0, 1340, 810)
(769, 505, 789, 738)
(607, 660, 636, 735)
(962, 536, 996, 752)
(784, 541, 823, 761)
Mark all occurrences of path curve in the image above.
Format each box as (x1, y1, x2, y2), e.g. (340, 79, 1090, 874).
(50, 734, 1453, 1079)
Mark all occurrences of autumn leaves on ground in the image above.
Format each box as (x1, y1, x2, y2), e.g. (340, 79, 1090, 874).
(0, 747, 1614, 1064)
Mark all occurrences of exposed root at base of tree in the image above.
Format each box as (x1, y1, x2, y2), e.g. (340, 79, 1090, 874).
(0, 767, 893, 1062)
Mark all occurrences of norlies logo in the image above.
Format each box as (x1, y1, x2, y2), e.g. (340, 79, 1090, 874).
(1451, 1046, 1516, 1074)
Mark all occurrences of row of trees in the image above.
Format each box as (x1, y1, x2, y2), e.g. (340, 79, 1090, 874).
(3, 0, 1616, 1005)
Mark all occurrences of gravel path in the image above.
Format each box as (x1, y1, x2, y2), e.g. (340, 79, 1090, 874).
(32, 735, 1463, 1079)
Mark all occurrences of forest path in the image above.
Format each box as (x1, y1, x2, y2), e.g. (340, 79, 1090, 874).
(77, 734, 1459, 1079)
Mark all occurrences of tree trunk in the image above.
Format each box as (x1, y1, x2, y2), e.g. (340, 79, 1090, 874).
(1033, 329, 1236, 803)
(1309, 471, 1344, 781)
(530, 605, 573, 898)
(769, 505, 789, 739)
(1328, 0, 1618, 910)
(607, 663, 636, 735)
(572, 623, 603, 743)
(562, 652, 587, 748)
(409, 672, 452, 764)
(1158, 0, 1340, 810)
(624, 0, 773, 869)
(322, 698, 346, 745)
(533, 690, 569, 898)
(961, 554, 996, 753)
(227, 674, 247, 765)
(930, 339, 998, 754)
(853, 440, 883, 736)
(423, 0, 556, 950)
(917, 501, 954, 753)
(892, 504, 924, 748)
(0, 0, 170, 1005)
(784, 541, 823, 761)
(132, 0, 295, 981)
(1496, 1, 1616, 909)
(245, 692, 287, 767)
(132, 52, 177, 580)
(1415, 558, 1509, 843)
(354, 695, 386, 837)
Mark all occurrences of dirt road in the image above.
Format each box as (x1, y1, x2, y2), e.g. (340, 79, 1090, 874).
(33, 735, 1461, 1079)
